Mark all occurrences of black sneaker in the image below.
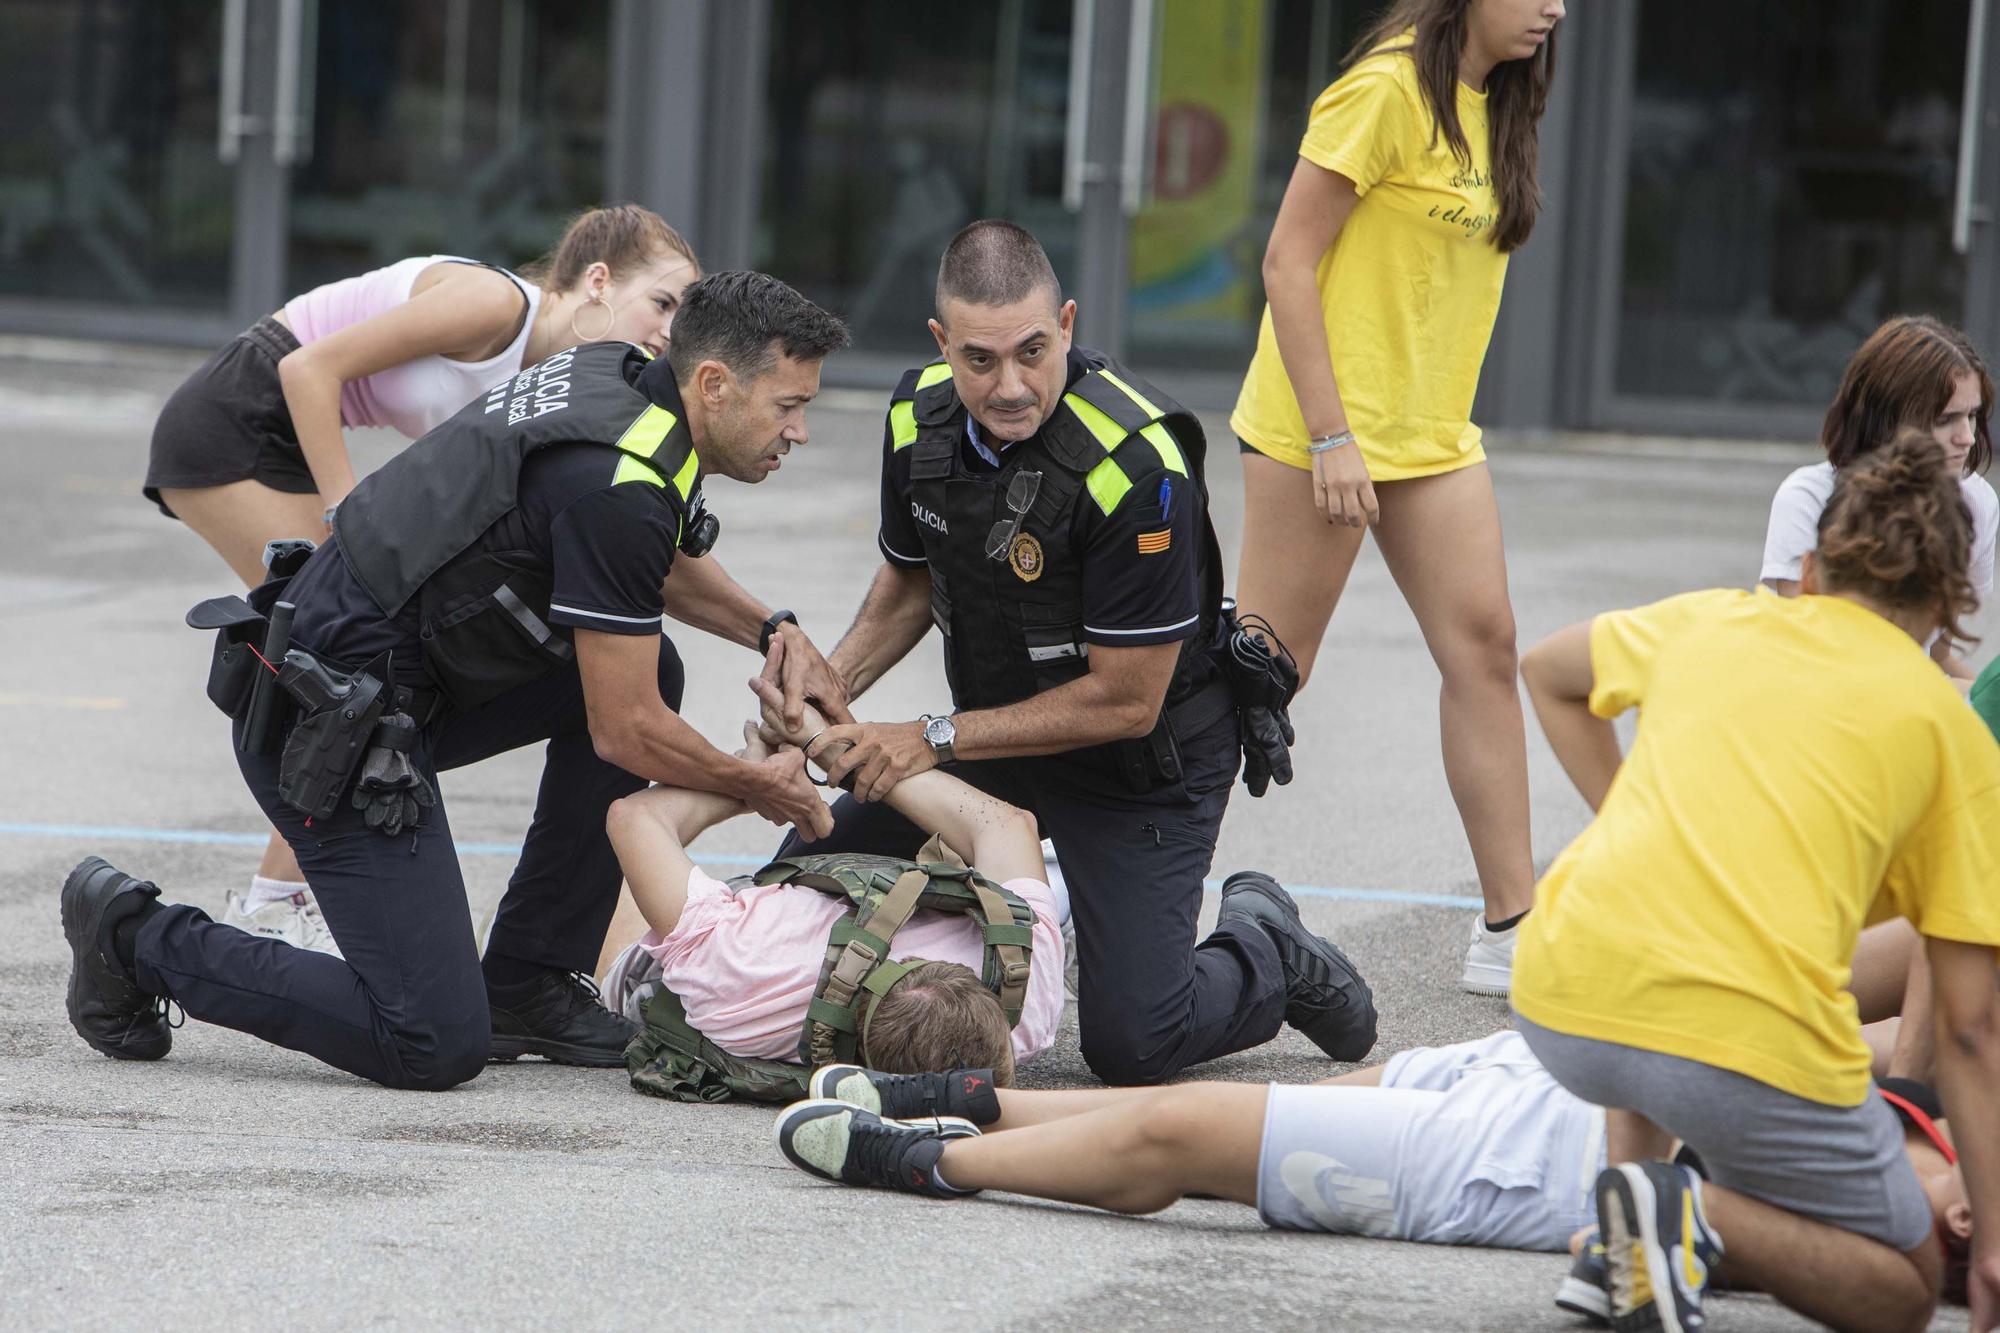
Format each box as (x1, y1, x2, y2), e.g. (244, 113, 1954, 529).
(488, 969, 639, 1067)
(808, 1065, 1002, 1126)
(1218, 870, 1377, 1061)
(774, 1099, 980, 1195)
(61, 857, 171, 1062)
(1596, 1161, 1722, 1333)
(1554, 1224, 1611, 1324)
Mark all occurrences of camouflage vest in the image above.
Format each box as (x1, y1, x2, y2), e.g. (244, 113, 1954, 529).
(626, 840, 1035, 1105)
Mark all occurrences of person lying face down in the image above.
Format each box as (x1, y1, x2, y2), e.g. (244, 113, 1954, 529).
(768, 1027, 1979, 1316)
(596, 680, 1066, 1083)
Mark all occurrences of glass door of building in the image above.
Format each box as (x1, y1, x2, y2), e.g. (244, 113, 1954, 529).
(0, 0, 251, 343)
(276, 0, 612, 298)
(1572, 0, 2000, 438)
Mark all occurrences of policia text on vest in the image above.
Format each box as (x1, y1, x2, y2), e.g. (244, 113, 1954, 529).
(74, 271, 857, 1091)
(787, 334, 1301, 1088)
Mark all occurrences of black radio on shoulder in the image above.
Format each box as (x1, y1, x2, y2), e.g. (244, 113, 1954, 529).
(678, 492, 720, 559)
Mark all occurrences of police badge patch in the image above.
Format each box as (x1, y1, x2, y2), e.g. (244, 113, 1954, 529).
(1009, 532, 1044, 582)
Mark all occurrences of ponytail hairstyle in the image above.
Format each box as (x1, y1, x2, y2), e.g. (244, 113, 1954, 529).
(518, 203, 699, 293)
(1343, 0, 1557, 252)
(1815, 429, 1979, 648)
(1822, 315, 1994, 476)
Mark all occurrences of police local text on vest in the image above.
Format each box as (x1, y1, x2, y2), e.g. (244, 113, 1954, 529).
(486, 349, 575, 426)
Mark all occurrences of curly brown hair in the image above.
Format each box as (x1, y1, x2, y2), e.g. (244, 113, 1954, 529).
(1822, 316, 1993, 475)
(1815, 429, 1979, 647)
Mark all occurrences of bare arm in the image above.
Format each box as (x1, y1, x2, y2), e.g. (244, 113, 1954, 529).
(278, 266, 527, 510)
(1927, 936, 2000, 1324)
(756, 664, 1044, 883)
(661, 554, 849, 728)
(827, 561, 933, 702)
(575, 628, 832, 838)
(603, 722, 770, 937)
(1930, 636, 1978, 684)
(818, 640, 1181, 803)
(1886, 934, 1936, 1081)
(1520, 619, 1622, 811)
(1262, 159, 1376, 527)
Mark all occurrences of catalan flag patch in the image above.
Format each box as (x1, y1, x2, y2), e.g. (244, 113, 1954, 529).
(1136, 528, 1172, 555)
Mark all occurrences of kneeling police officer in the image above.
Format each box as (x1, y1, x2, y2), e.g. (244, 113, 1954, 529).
(786, 222, 1374, 1085)
(60, 271, 848, 1090)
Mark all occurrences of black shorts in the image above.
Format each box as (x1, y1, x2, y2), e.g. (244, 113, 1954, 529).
(143, 317, 314, 519)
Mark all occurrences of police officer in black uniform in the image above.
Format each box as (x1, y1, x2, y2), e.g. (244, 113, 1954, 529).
(788, 222, 1375, 1085)
(59, 272, 849, 1090)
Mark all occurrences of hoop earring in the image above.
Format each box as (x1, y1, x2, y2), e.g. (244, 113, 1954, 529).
(568, 294, 615, 343)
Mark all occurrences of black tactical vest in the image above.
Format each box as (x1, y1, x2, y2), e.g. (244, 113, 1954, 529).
(892, 351, 1225, 736)
(337, 340, 700, 711)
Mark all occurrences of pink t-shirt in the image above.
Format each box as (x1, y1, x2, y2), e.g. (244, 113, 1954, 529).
(645, 866, 1065, 1065)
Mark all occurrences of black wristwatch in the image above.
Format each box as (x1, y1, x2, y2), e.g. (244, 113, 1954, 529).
(759, 609, 798, 655)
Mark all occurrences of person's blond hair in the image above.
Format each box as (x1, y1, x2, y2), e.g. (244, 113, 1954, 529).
(860, 961, 1016, 1084)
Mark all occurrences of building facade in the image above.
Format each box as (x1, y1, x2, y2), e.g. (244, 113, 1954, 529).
(3, 0, 1998, 441)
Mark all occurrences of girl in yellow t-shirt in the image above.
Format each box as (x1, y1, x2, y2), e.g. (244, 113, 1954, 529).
(1232, 0, 1563, 994)
(1513, 431, 2000, 1330)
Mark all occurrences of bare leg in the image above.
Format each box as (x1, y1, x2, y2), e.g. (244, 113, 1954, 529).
(1370, 466, 1535, 920)
(940, 1083, 1269, 1213)
(1606, 1108, 1674, 1164)
(1849, 919, 1919, 1023)
(162, 481, 326, 888)
(595, 884, 651, 981)
(1233, 452, 1366, 690)
(1700, 1185, 1940, 1333)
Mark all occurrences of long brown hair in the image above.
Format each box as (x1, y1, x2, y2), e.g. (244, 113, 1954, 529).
(1344, 1, 1557, 252)
(518, 203, 699, 292)
(1822, 315, 1994, 476)
(1816, 429, 1978, 647)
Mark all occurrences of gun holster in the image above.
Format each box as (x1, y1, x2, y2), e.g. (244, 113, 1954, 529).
(275, 650, 393, 821)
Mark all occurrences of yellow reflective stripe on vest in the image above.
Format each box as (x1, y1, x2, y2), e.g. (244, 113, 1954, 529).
(1065, 392, 1130, 453)
(1084, 455, 1134, 514)
(611, 454, 664, 488)
(1140, 421, 1188, 476)
(916, 362, 953, 390)
(889, 399, 918, 451)
(615, 405, 676, 460)
(1097, 368, 1164, 420)
(670, 444, 699, 500)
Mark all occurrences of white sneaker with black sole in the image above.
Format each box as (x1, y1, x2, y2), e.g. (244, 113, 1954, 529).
(1460, 912, 1516, 995)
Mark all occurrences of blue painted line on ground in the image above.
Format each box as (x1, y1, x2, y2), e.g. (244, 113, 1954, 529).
(0, 820, 1483, 910)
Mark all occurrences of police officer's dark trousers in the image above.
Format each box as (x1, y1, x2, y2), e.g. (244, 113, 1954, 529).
(129, 640, 684, 1090)
(780, 700, 1286, 1085)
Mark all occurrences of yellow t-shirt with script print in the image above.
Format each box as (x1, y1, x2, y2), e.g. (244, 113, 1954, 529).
(1231, 45, 1508, 479)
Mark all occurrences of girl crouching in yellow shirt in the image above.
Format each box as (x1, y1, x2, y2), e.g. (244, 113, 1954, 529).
(1514, 432, 2000, 1332)
(1232, 0, 1564, 995)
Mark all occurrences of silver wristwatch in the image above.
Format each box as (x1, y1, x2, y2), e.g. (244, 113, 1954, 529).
(920, 713, 957, 764)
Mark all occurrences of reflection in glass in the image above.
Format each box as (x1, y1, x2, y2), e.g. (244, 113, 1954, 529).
(1614, 1, 1970, 407)
(759, 1, 1076, 356)
(0, 0, 235, 308)
(285, 0, 608, 295)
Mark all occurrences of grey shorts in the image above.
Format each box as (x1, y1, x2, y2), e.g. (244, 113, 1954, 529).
(1516, 1016, 1932, 1252)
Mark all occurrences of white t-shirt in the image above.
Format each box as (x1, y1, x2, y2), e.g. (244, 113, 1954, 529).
(1760, 461, 1999, 605)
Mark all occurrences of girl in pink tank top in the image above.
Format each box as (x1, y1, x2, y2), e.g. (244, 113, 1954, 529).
(142, 204, 699, 948)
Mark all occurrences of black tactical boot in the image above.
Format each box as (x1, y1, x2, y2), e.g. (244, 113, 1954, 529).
(488, 968, 639, 1066)
(1218, 870, 1377, 1061)
(61, 857, 171, 1061)
(808, 1065, 1002, 1126)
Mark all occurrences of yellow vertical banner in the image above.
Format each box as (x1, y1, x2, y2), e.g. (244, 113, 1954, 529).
(1130, 0, 1272, 347)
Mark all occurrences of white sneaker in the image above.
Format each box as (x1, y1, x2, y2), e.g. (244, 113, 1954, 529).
(1460, 913, 1516, 996)
(222, 888, 343, 958)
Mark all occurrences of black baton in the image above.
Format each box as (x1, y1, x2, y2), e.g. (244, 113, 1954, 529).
(243, 599, 295, 754)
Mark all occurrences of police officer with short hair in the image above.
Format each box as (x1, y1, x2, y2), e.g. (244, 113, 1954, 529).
(60, 271, 848, 1090)
(789, 221, 1375, 1085)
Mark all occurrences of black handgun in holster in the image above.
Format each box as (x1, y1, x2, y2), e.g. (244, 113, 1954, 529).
(275, 649, 392, 820)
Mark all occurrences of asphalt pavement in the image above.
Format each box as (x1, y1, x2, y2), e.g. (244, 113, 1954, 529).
(0, 344, 1976, 1331)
